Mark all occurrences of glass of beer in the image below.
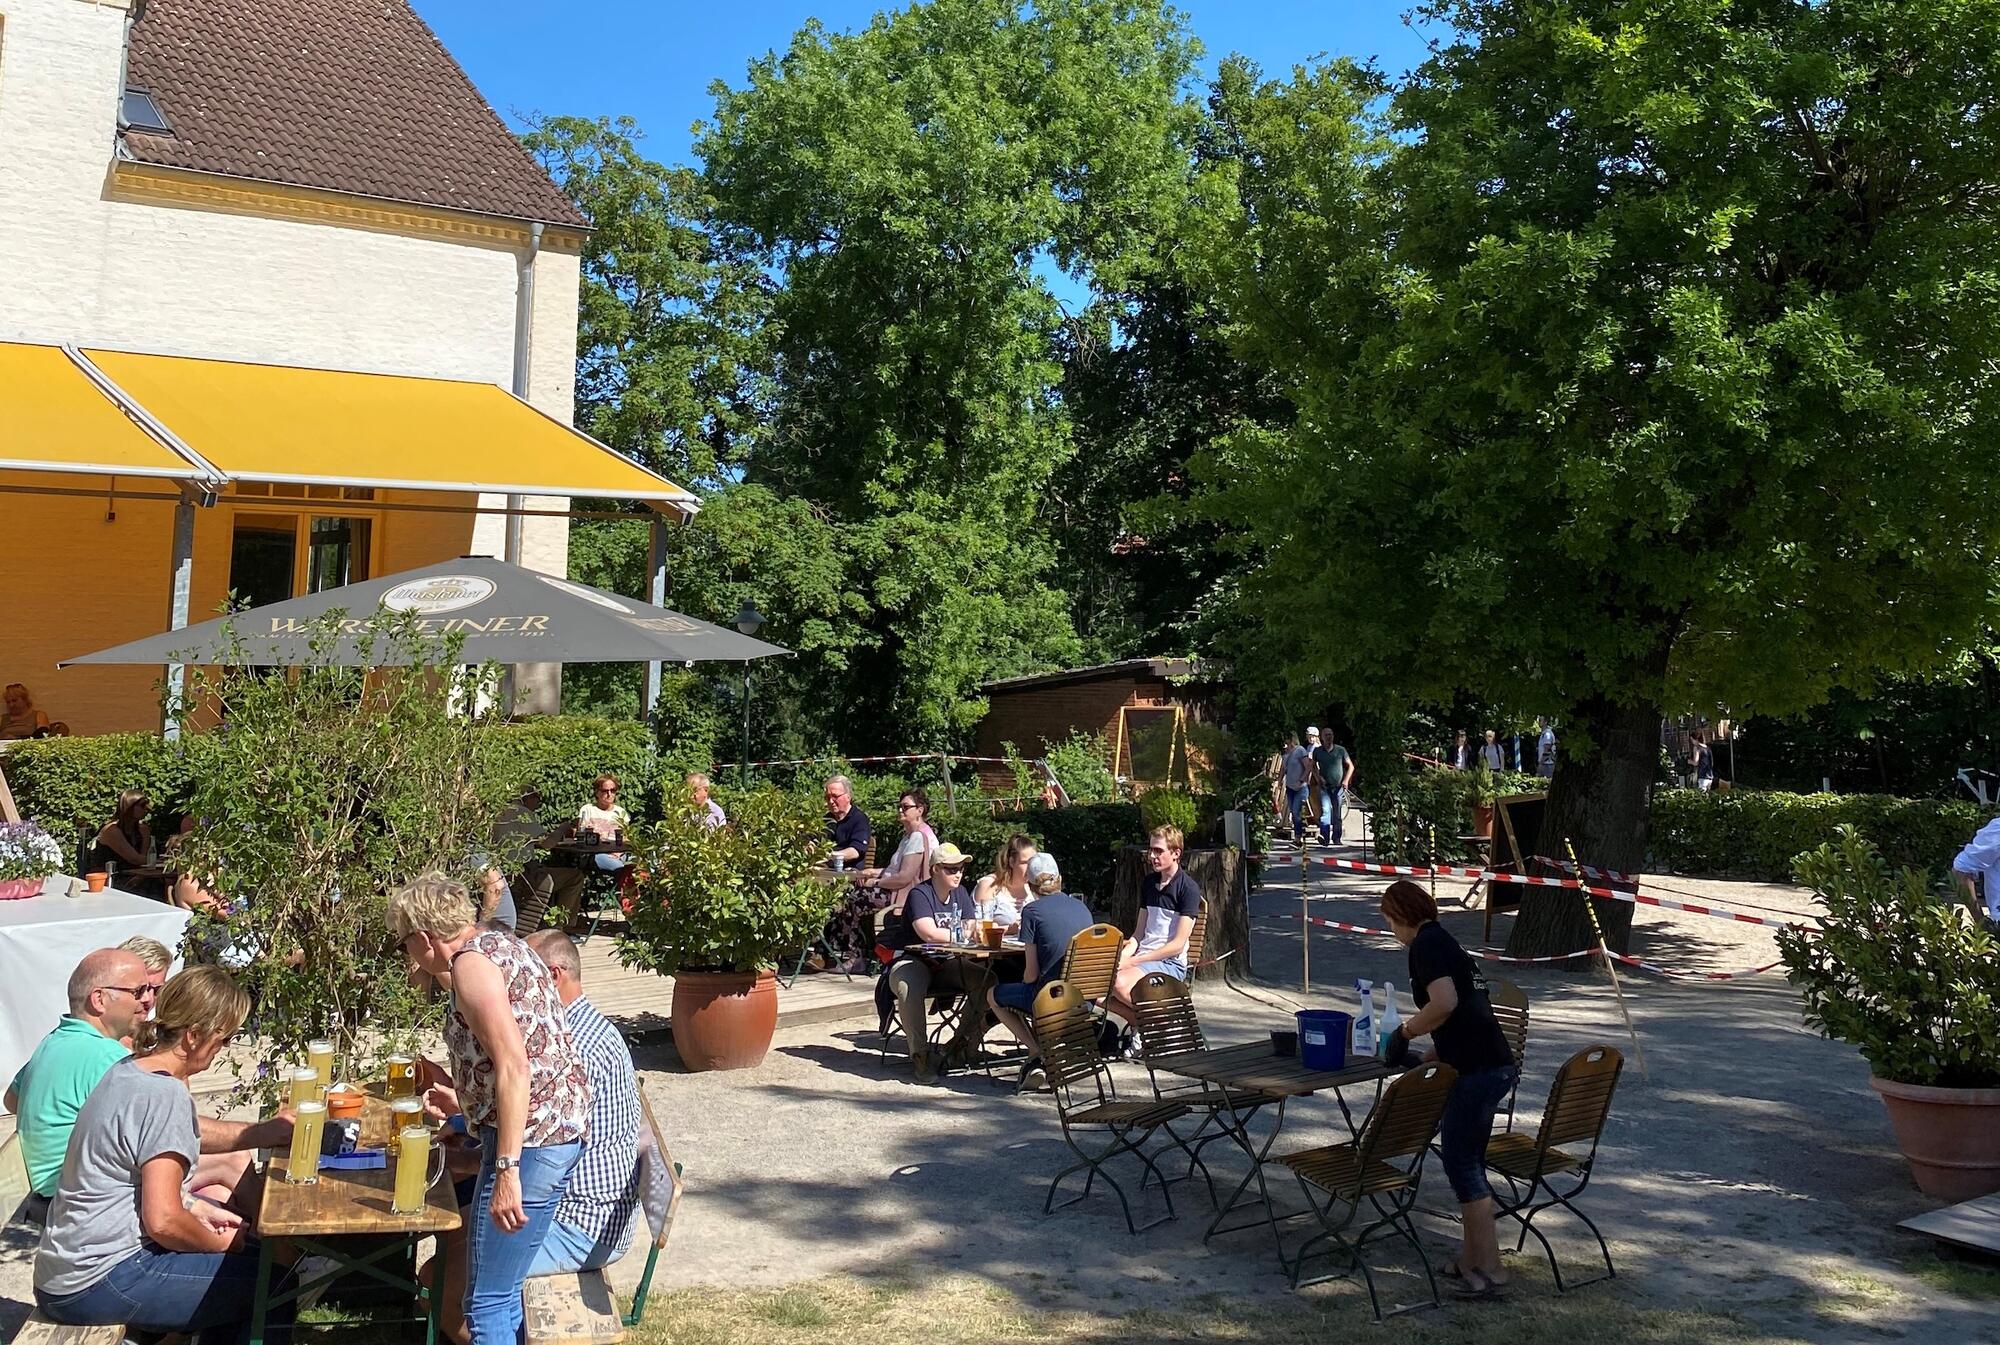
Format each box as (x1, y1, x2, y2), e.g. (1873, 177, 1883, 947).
(307, 1040, 335, 1093)
(286, 1100, 326, 1184)
(286, 1066, 320, 1107)
(385, 1054, 416, 1100)
(391, 1125, 431, 1215)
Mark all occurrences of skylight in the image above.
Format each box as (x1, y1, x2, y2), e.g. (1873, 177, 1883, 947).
(120, 89, 172, 135)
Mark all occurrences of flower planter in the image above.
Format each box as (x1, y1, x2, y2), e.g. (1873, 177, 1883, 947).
(0, 876, 47, 900)
(1870, 1075, 2000, 1202)
(669, 969, 779, 1072)
(1471, 803, 1494, 839)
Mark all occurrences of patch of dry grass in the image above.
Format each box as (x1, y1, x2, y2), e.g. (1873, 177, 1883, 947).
(622, 1275, 1814, 1345)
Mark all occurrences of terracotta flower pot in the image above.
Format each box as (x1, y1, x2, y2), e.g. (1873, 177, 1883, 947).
(1870, 1075, 2000, 1201)
(1471, 803, 1495, 839)
(670, 969, 779, 1072)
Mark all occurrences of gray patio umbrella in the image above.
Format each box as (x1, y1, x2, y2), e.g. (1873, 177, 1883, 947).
(61, 555, 790, 667)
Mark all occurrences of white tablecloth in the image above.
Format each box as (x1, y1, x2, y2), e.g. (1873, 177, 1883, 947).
(0, 882, 190, 1105)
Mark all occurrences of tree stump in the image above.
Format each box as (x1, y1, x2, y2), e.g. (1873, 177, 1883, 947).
(1104, 847, 1250, 981)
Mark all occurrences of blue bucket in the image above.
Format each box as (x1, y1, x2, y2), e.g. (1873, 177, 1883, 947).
(1295, 1009, 1351, 1071)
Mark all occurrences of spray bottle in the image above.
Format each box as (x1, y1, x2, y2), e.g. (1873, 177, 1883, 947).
(1351, 978, 1375, 1060)
(1378, 981, 1403, 1057)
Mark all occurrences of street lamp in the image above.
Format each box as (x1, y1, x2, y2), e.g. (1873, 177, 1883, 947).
(734, 601, 764, 786)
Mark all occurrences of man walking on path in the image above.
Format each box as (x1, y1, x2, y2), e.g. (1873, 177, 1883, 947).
(1310, 731, 1355, 846)
(1479, 730, 1503, 771)
(1536, 718, 1558, 778)
(1281, 732, 1312, 847)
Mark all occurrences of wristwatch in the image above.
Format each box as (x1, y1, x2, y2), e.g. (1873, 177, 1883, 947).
(495, 1155, 521, 1173)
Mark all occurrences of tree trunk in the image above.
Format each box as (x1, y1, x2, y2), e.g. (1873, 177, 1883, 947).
(1504, 693, 1659, 959)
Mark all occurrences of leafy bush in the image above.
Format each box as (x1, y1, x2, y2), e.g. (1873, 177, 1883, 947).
(1140, 786, 1199, 839)
(1650, 789, 1995, 880)
(618, 785, 837, 974)
(1044, 731, 1118, 803)
(4, 732, 205, 854)
(1371, 766, 1542, 864)
(474, 715, 660, 829)
(1780, 828, 2000, 1088)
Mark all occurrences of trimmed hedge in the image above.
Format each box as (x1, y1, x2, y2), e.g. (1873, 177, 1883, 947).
(2, 734, 202, 853)
(473, 715, 661, 828)
(1649, 789, 1997, 881)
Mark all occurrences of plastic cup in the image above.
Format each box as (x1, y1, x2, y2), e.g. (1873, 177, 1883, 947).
(286, 1101, 326, 1184)
(392, 1125, 431, 1215)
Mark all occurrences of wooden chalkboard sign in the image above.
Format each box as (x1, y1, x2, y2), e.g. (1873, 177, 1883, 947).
(1483, 792, 1547, 943)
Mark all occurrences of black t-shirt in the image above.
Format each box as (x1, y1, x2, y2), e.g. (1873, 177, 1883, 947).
(1408, 921, 1512, 1074)
(827, 805, 872, 860)
(1019, 891, 1094, 989)
(884, 878, 973, 951)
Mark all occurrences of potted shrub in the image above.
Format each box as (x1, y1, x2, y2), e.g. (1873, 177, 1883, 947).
(1779, 828, 2000, 1200)
(1468, 761, 1497, 839)
(617, 785, 836, 1071)
(0, 821, 64, 899)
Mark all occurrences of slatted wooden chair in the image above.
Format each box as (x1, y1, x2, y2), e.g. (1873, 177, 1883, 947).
(523, 1090, 685, 1344)
(1484, 1044, 1624, 1293)
(511, 871, 557, 938)
(1029, 979, 1189, 1234)
(1276, 1061, 1458, 1318)
(1128, 972, 1282, 1206)
(1059, 923, 1124, 1020)
(1488, 979, 1531, 1129)
(1184, 900, 1209, 972)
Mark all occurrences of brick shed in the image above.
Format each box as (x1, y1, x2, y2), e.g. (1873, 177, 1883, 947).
(972, 658, 1226, 791)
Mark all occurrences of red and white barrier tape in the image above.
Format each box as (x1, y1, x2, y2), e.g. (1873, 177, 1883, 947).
(715, 752, 1035, 769)
(1535, 855, 1637, 884)
(1292, 914, 1787, 979)
(1485, 873, 1802, 929)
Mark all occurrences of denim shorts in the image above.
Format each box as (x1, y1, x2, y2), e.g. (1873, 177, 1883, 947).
(993, 980, 1039, 1011)
(1437, 1064, 1518, 1203)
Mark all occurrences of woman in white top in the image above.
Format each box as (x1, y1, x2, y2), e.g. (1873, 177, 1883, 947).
(574, 774, 631, 874)
(855, 787, 936, 899)
(971, 832, 1036, 931)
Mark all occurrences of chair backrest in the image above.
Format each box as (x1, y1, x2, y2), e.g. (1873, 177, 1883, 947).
(1357, 1061, 1458, 1165)
(1184, 899, 1210, 971)
(1030, 980, 1111, 1108)
(512, 872, 556, 938)
(1, 1129, 29, 1224)
(1536, 1045, 1624, 1154)
(863, 837, 877, 869)
(634, 1090, 684, 1250)
(1489, 978, 1529, 1071)
(1130, 972, 1206, 1061)
(1059, 924, 1123, 1002)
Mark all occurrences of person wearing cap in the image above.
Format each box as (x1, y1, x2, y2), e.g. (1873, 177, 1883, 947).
(987, 853, 1095, 1091)
(881, 844, 989, 1081)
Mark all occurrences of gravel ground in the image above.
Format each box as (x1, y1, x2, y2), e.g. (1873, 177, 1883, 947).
(4, 848, 1994, 1340)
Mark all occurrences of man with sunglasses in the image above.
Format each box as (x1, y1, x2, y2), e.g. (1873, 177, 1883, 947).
(5, 949, 155, 1217)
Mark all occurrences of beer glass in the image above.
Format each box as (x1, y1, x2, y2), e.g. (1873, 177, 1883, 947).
(286, 1066, 320, 1107)
(307, 1040, 335, 1093)
(286, 1100, 326, 1184)
(385, 1054, 416, 1100)
(391, 1125, 432, 1215)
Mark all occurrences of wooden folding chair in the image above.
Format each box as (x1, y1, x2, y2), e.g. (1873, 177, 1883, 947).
(1484, 1045, 1624, 1293)
(1129, 972, 1283, 1206)
(1488, 979, 1531, 1129)
(1059, 923, 1123, 1019)
(511, 872, 557, 938)
(1276, 1061, 1458, 1318)
(1185, 900, 1209, 971)
(1030, 980, 1189, 1234)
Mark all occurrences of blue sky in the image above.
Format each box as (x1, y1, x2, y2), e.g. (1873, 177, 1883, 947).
(412, 2, 1435, 165)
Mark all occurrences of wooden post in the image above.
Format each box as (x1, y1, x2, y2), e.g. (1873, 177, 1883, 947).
(938, 752, 956, 814)
(0, 763, 19, 824)
(1565, 836, 1648, 1079)
(1300, 846, 1312, 993)
(642, 512, 669, 725)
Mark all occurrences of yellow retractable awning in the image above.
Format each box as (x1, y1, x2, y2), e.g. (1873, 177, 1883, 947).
(0, 342, 201, 479)
(81, 348, 695, 505)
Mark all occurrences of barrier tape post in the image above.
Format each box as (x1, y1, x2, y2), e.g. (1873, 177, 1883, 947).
(1566, 836, 1648, 1080)
(1301, 841, 1312, 994)
(1428, 825, 1438, 907)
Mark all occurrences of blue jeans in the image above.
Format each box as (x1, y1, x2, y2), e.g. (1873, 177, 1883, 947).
(1437, 1064, 1518, 1203)
(1317, 786, 1344, 843)
(1285, 786, 1309, 841)
(465, 1132, 583, 1345)
(525, 1215, 630, 1277)
(36, 1242, 290, 1345)
(590, 853, 623, 873)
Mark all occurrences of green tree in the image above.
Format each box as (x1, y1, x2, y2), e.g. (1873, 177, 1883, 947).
(1195, 3, 2000, 955)
(696, 0, 1205, 745)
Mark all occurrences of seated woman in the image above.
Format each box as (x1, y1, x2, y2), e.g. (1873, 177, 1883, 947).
(93, 789, 163, 899)
(1, 682, 52, 739)
(970, 832, 1037, 931)
(33, 965, 293, 1345)
(826, 788, 935, 974)
(574, 775, 631, 872)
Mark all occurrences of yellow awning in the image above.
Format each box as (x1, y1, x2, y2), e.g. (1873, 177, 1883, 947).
(0, 342, 200, 479)
(81, 348, 695, 505)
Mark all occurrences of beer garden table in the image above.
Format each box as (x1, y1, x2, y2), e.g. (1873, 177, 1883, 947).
(249, 1094, 460, 1345)
(1154, 1041, 1394, 1265)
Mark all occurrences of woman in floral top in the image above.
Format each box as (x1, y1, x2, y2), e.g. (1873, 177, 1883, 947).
(391, 873, 589, 1345)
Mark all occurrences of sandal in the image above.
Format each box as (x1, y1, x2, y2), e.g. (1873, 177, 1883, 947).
(1451, 1268, 1505, 1301)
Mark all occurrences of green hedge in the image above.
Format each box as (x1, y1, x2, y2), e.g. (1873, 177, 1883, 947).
(473, 715, 661, 828)
(1370, 767, 1542, 865)
(1649, 789, 1997, 881)
(3, 734, 203, 854)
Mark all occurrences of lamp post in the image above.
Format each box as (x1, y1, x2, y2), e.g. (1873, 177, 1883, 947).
(734, 601, 764, 787)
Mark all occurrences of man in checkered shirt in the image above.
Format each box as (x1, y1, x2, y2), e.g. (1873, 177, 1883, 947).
(524, 931, 644, 1275)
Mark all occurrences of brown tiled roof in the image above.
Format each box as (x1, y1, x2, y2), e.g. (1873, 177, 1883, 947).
(121, 0, 587, 228)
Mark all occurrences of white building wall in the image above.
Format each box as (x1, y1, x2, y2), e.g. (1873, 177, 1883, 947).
(0, 0, 582, 711)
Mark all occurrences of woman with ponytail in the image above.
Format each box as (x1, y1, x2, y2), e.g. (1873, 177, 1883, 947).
(34, 965, 291, 1345)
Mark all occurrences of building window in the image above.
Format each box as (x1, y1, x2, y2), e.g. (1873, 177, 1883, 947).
(228, 511, 376, 605)
(307, 516, 371, 593)
(232, 482, 375, 502)
(120, 88, 172, 135)
(227, 516, 298, 609)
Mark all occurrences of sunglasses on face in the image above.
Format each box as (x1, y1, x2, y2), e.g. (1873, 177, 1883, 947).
(103, 983, 160, 1001)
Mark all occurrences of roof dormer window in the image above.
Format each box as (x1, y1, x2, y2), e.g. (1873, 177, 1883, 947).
(120, 88, 172, 135)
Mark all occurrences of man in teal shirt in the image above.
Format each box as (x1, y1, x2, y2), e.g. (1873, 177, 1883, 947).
(4, 948, 149, 1205)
